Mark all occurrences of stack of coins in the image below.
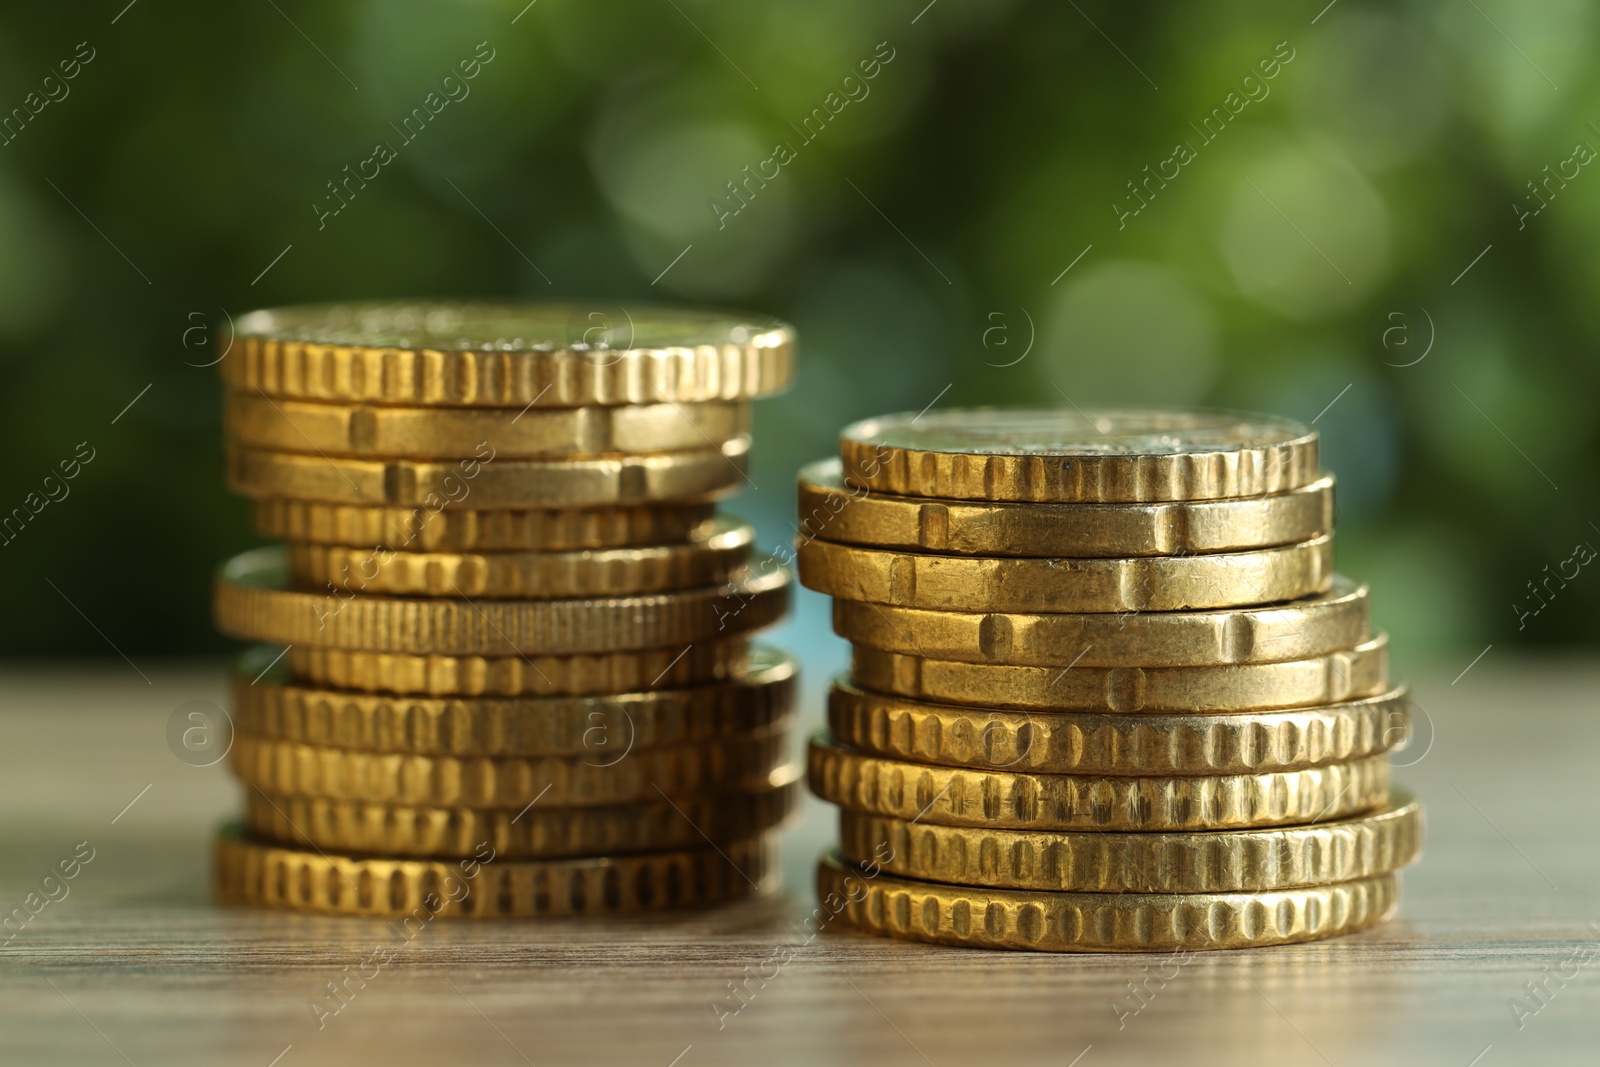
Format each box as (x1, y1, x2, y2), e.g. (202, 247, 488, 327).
(209, 302, 799, 918)
(797, 408, 1424, 952)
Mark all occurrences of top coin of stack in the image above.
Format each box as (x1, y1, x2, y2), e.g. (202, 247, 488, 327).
(797, 407, 1424, 952)
(209, 301, 801, 918)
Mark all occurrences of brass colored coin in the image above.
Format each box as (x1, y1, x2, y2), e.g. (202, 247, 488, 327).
(214, 546, 790, 653)
(838, 791, 1423, 893)
(221, 301, 795, 407)
(850, 635, 1389, 712)
(831, 576, 1369, 667)
(252, 498, 718, 551)
(235, 644, 795, 756)
(284, 640, 749, 697)
(244, 765, 800, 859)
(226, 437, 749, 508)
(231, 726, 789, 807)
(839, 407, 1319, 503)
(815, 853, 1399, 952)
(827, 680, 1411, 775)
(798, 458, 1335, 557)
(286, 516, 755, 599)
(799, 535, 1334, 614)
(807, 732, 1389, 831)
(215, 823, 777, 917)
(225, 392, 749, 459)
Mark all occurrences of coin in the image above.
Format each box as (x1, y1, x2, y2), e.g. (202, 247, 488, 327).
(284, 640, 749, 697)
(807, 733, 1389, 831)
(213, 546, 790, 653)
(225, 393, 750, 459)
(799, 458, 1334, 557)
(830, 576, 1369, 667)
(251, 499, 719, 551)
(826, 680, 1411, 775)
(839, 407, 1319, 503)
(798, 535, 1333, 614)
(226, 437, 749, 508)
(244, 765, 800, 859)
(230, 726, 790, 807)
(236, 645, 795, 756)
(838, 791, 1422, 893)
(815, 853, 1398, 952)
(221, 301, 795, 407)
(286, 516, 755, 598)
(216, 823, 777, 916)
(850, 635, 1388, 711)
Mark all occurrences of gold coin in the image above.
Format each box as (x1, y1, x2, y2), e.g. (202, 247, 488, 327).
(216, 823, 777, 916)
(286, 516, 755, 598)
(225, 393, 750, 459)
(815, 854, 1398, 952)
(244, 765, 800, 859)
(236, 645, 795, 756)
(226, 437, 749, 508)
(221, 301, 795, 407)
(252, 498, 719, 551)
(284, 640, 749, 697)
(831, 576, 1369, 667)
(799, 535, 1333, 613)
(851, 635, 1388, 712)
(799, 458, 1334, 556)
(827, 680, 1411, 775)
(231, 726, 789, 807)
(808, 733, 1388, 831)
(838, 791, 1423, 893)
(214, 546, 790, 653)
(839, 407, 1319, 503)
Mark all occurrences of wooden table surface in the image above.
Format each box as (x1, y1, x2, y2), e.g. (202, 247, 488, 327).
(2, 653, 1597, 1067)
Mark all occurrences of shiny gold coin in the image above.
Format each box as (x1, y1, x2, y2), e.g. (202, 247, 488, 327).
(799, 458, 1334, 557)
(214, 546, 789, 654)
(225, 392, 749, 459)
(815, 853, 1398, 952)
(236, 644, 795, 756)
(286, 516, 755, 599)
(807, 733, 1388, 831)
(799, 535, 1333, 614)
(827, 680, 1411, 775)
(244, 765, 800, 859)
(851, 635, 1388, 712)
(216, 823, 776, 916)
(284, 640, 749, 697)
(221, 301, 795, 407)
(252, 498, 718, 551)
(831, 576, 1369, 667)
(838, 791, 1423, 894)
(231, 726, 789, 807)
(839, 407, 1319, 503)
(226, 438, 749, 508)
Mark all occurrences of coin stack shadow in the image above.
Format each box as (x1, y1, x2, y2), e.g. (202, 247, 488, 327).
(797, 407, 1424, 951)
(208, 302, 800, 918)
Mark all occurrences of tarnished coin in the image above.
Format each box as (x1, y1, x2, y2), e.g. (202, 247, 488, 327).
(850, 635, 1389, 711)
(225, 393, 750, 459)
(807, 732, 1389, 831)
(799, 458, 1334, 557)
(838, 791, 1423, 893)
(816, 853, 1399, 952)
(839, 407, 1318, 503)
(286, 516, 755, 598)
(798, 535, 1333, 613)
(221, 301, 795, 407)
(213, 546, 789, 654)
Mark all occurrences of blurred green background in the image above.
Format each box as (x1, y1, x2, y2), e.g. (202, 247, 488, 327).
(1, 0, 1596, 659)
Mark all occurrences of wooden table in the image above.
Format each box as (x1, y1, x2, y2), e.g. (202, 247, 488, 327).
(2, 655, 1596, 1066)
